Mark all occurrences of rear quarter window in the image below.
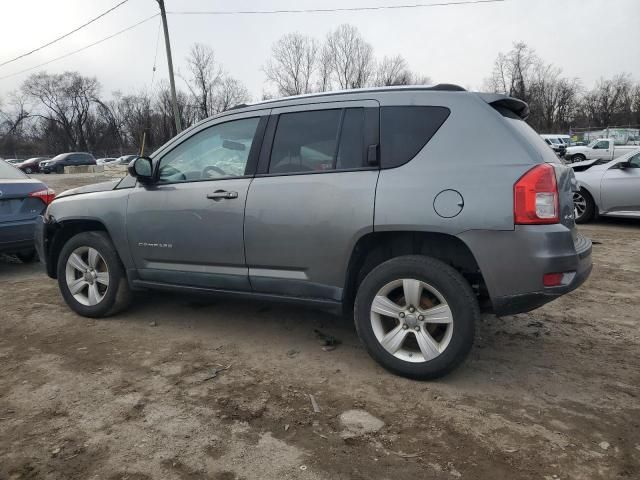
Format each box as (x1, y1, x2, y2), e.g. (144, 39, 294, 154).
(497, 107, 561, 164)
(380, 106, 450, 168)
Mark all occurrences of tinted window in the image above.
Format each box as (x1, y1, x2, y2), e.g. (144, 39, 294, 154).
(629, 152, 640, 168)
(0, 160, 27, 179)
(269, 109, 340, 174)
(269, 108, 365, 174)
(159, 117, 259, 183)
(380, 106, 450, 168)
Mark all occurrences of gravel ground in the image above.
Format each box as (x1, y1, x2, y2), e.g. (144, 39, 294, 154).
(1, 173, 638, 479)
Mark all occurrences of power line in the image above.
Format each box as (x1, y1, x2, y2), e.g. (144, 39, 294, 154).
(0, 0, 130, 68)
(0, 14, 159, 81)
(167, 0, 505, 16)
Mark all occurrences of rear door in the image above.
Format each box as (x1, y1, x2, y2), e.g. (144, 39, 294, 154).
(244, 100, 379, 300)
(600, 152, 640, 212)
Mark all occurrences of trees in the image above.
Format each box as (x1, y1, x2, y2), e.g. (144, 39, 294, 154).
(264, 24, 429, 96)
(22, 71, 100, 152)
(263, 33, 318, 96)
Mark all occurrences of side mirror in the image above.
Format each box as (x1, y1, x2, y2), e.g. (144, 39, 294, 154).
(128, 156, 154, 183)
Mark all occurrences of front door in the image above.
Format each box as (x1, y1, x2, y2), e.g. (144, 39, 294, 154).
(601, 152, 640, 212)
(127, 114, 267, 290)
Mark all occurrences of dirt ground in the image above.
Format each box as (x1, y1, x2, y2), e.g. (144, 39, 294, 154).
(1, 173, 638, 480)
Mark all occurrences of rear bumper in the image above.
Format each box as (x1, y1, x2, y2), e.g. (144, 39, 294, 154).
(459, 225, 592, 316)
(0, 220, 37, 254)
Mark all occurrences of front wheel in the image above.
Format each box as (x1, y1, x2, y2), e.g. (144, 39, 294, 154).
(571, 154, 586, 163)
(24, 167, 33, 174)
(57, 231, 132, 318)
(354, 255, 479, 380)
(574, 189, 595, 224)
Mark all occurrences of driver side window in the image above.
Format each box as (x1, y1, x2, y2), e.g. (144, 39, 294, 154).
(594, 141, 609, 150)
(158, 117, 260, 183)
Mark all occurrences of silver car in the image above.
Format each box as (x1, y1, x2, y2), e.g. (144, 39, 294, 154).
(35, 85, 592, 379)
(571, 149, 640, 223)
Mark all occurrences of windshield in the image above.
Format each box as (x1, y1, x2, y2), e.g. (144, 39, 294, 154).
(0, 160, 28, 179)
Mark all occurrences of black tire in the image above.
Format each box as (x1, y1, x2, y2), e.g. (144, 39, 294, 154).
(574, 189, 595, 224)
(25, 167, 33, 174)
(57, 231, 132, 318)
(16, 249, 37, 263)
(354, 255, 479, 380)
(571, 154, 586, 163)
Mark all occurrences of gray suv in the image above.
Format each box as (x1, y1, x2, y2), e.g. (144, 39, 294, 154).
(35, 85, 592, 379)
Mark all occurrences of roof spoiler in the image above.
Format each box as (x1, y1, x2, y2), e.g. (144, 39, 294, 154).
(477, 93, 530, 120)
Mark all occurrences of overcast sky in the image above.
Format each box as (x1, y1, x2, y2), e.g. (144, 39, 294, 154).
(0, 0, 639, 101)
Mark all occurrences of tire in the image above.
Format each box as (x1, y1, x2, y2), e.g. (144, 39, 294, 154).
(25, 167, 33, 174)
(16, 249, 37, 263)
(572, 154, 586, 163)
(57, 231, 132, 318)
(574, 189, 595, 224)
(354, 255, 479, 380)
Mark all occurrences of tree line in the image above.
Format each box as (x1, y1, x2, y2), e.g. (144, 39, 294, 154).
(1, 25, 639, 159)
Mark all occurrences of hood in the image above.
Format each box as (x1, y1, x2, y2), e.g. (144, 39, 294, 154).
(56, 180, 119, 199)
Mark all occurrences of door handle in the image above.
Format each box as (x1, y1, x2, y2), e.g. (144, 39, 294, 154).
(207, 190, 238, 200)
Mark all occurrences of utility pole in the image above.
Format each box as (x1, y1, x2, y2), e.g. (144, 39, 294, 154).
(156, 0, 182, 134)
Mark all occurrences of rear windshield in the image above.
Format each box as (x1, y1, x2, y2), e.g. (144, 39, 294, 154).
(498, 108, 561, 164)
(0, 160, 27, 179)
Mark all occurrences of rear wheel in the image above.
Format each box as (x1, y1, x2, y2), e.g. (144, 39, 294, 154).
(574, 189, 595, 224)
(57, 231, 132, 318)
(354, 255, 479, 380)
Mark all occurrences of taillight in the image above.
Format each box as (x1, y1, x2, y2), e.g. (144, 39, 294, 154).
(514, 164, 559, 224)
(29, 188, 56, 205)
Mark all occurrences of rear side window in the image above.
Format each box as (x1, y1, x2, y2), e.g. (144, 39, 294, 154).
(269, 108, 365, 174)
(380, 106, 450, 168)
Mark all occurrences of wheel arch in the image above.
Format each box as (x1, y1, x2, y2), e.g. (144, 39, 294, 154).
(343, 231, 488, 315)
(47, 218, 113, 279)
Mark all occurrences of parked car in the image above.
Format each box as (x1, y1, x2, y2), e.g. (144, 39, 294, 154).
(570, 149, 640, 223)
(40, 152, 96, 173)
(5, 159, 21, 164)
(35, 85, 592, 379)
(115, 154, 137, 165)
(0, 159, 55, 261)
(17, 157, 48, 174)
(96, 157, 117, 165)
(564, 138, 637, 163)
(542, 137, 566, 157)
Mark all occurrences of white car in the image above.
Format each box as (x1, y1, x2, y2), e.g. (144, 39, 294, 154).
(571, 149, 640, 223)
(565, 138, 637, 163)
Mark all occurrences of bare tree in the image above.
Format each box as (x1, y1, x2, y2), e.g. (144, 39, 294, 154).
(212, 76, 251, 113)
(325, 24, 374, 89)
(486, 42, 536, 101)
(316, 45, 333, 92)
(264, 33, 318, 96)
(184, 43, 223, 120)
(373, 55, 430, 86)
(22, 71, 100, 151)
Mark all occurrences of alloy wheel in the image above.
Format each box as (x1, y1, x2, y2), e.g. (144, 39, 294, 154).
(65, 246, 110, 306)
(573, 192, 587, 220)
(370, 278, 454, 363)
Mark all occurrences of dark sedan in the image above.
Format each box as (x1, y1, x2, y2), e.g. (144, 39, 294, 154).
(17, 157, 48, 174)
(40, 152, 96, 174)
(0, 160, 55, 261)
